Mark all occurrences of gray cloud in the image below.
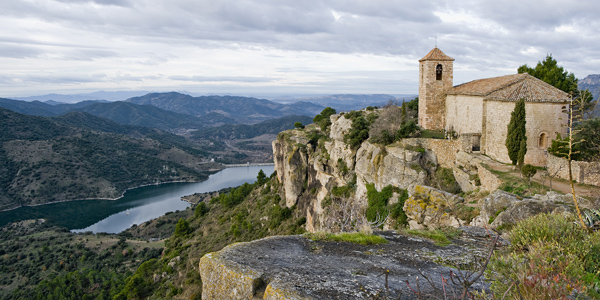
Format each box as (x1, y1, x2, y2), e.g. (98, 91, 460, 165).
(169, 75, 277, 83)
(1, 0, 599, 96)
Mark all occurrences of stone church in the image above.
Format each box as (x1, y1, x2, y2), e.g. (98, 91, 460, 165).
(418, 47, 570, 166)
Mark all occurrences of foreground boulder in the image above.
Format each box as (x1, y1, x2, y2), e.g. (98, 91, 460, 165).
(471, 190, 600, 229)
(200, 230, 499, 299)
(404, 185, 467, 229)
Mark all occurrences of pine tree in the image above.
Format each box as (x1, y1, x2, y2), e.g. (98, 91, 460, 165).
(505, 98, 527, 165)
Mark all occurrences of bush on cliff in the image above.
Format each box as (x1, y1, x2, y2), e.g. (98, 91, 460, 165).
(488, 213, 600, 299)
(313, 107, 336, 131)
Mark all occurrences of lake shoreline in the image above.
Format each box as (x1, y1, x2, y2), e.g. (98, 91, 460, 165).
(0, 179, 204, 213)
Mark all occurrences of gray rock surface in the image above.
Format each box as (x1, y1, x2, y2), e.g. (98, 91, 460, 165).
(470, 190, 597, 228)
(200, 230, 499, 299)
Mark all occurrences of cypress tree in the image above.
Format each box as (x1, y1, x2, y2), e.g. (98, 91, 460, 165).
(505, 98, 527, 165)
(517, 138, 527, 167)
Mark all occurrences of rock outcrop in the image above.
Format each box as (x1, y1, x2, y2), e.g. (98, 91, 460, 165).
(272, 110, 506, 232)
(470, 190, 597, 229)
(273, 112, 436, 232)
(404, 185, 465, 229)
(200, 230, 498, 299)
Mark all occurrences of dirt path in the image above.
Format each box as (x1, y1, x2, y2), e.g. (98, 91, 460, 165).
(474, 154, 599, 197)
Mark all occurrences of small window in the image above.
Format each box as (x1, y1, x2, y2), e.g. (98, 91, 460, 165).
(538, 132, 548, 148)
(436, 64, 443, 80)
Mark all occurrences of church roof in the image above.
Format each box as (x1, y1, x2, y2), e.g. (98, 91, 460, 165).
(447, 73, 570, 103)
(419, 47, 455, 62)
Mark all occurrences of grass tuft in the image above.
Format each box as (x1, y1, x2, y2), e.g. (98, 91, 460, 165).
(399, 227, 461, 246)
(303, 232, 388, 245)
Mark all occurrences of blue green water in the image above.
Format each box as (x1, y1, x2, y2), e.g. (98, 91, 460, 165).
(0, 165, 274, 233)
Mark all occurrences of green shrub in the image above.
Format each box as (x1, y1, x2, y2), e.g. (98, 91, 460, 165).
(389, 190, 409, 227)
(313, 107, 336, 131)
(194, 202, 209, 217)
(509, 213, 586, 252)
(488, 214, 600, 299)
(433, 167, 461, 194)
(396, 120, 419, 139)
(174, 218, 191, 237)
(365, 184, 393, 223)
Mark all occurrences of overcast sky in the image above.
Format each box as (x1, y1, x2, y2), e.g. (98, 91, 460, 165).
(1, 0, 599, 98)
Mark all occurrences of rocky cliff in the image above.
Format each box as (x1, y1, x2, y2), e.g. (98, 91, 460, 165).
(273, 112, 433, 232)
(272, 111, 506, 231)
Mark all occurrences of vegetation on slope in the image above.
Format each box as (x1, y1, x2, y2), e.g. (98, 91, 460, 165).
(0, 220, 163, 300)
(114, 171, 305, 299)
(488, 213, 600, 299)
(0, 108, 213, 210)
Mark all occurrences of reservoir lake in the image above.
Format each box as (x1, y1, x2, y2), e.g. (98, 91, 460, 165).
(0, 165, 274, 233)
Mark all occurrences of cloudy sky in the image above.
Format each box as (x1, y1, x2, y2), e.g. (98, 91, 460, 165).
(1, 0, 599, 98)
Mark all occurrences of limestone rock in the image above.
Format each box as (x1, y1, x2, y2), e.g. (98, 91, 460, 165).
(272, 115, 430, 232)
(329, 114, 352, 141)
(273, 133, 309, 207)
(404, 185, 465, 229)
(470, 190, 589, 229)
(199, 232, 494, 299)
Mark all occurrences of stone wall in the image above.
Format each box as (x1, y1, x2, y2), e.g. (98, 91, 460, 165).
(445, 95, 483, 135)
(483, 100, 567, 167)
(403, 138, 465, 168)
(547, 154, 600, 186)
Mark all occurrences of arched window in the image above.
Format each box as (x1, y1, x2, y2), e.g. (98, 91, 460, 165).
(436, 64, 443, 80)
(538, 132, 548, 148)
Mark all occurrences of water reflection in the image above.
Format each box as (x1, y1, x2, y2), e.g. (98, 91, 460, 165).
(0, 166, 274, 233)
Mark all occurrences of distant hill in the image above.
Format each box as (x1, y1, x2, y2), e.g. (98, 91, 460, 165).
(191, 115, 314, 139)
(275, 94, 417, 112)
(0, 108, 214, 211)
(0, 98, 235, 130)
(0, 98, 110, 117)
(74, 101, 226, 130)
(579, 74, 600, 99)
(12, 91, 150, 103)
(126, 92, 324, 124)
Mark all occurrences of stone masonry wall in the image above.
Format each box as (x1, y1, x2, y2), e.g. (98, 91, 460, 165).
(547, 154, 600, 187)
(445, 95, 484, 135)
(483, 100, 567, 167)
(403, 138, 464, 168)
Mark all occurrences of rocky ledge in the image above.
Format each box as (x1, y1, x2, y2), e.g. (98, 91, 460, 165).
(199, 228, 502, 299)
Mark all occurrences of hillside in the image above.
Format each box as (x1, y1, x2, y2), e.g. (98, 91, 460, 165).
(126, 92, 324, 123)
(0, 108, 215, 211)
(74, 101, 224, 130)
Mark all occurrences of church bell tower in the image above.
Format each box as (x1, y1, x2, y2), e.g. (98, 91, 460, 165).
(418, 47, 454, 130)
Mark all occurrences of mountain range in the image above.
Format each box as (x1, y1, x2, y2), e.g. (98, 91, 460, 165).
(125, 92, 324, 123)
(0, 92, 324, 130)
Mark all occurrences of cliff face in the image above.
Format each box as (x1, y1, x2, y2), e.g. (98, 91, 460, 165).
(273, 113, 432, 232)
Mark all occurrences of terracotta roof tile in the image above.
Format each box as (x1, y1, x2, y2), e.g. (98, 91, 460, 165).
(419, 47, 454, 62)
(447, 73, 570, 103)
